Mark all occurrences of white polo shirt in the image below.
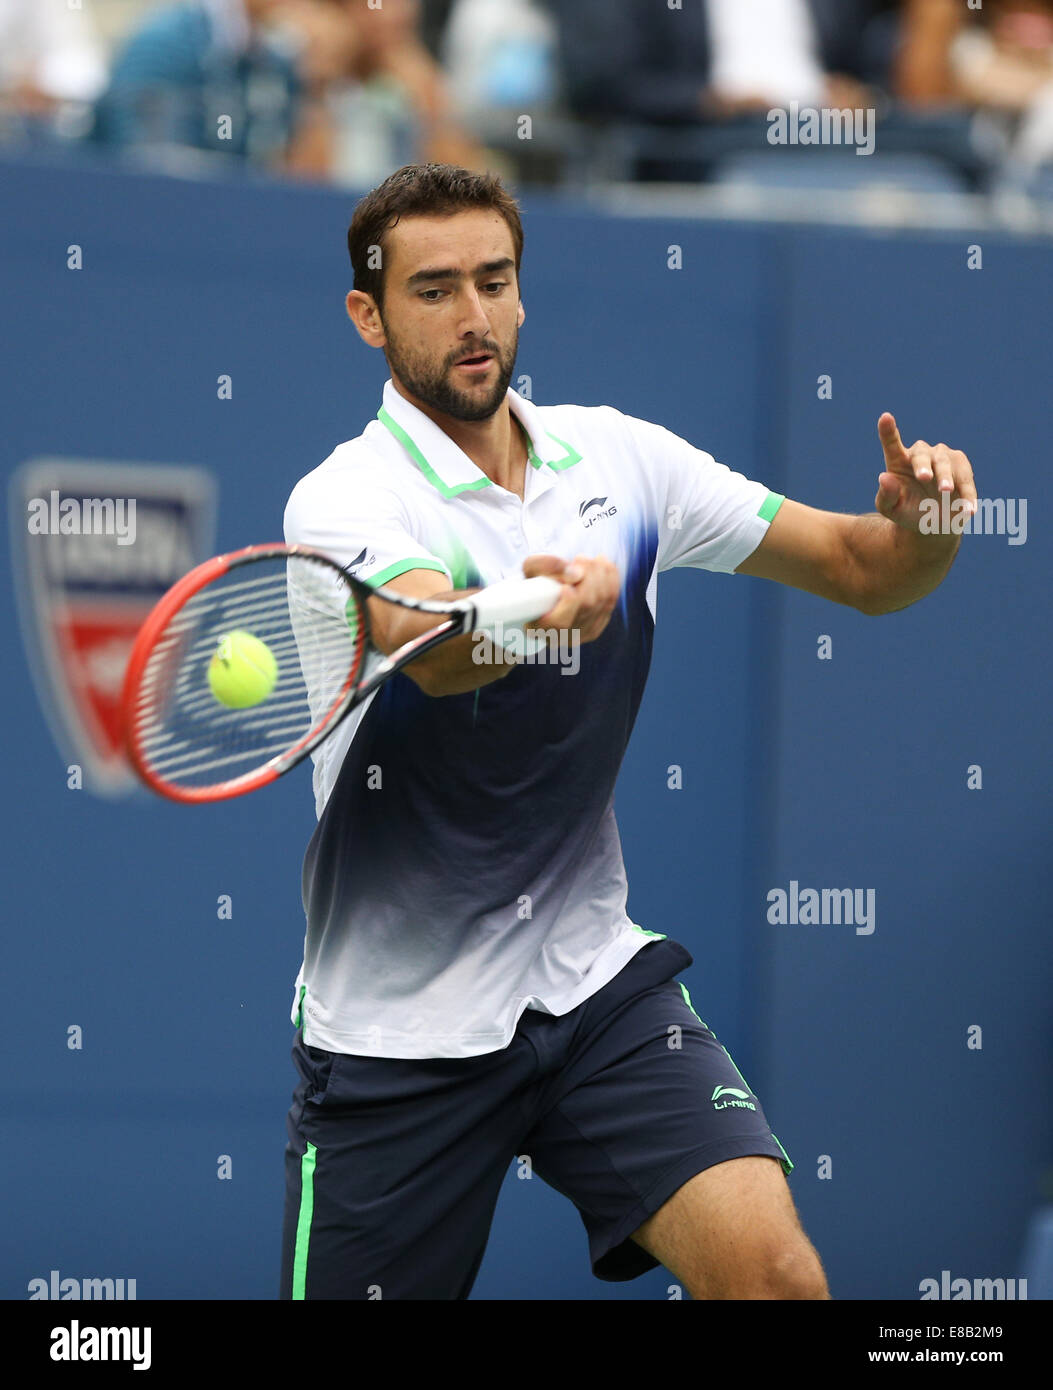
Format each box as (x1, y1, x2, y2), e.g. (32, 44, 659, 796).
(283, 377, 784, 1059)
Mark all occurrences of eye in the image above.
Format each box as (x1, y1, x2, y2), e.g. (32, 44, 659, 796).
(420, 289, 444, 302)
(483, 281, 507, 293)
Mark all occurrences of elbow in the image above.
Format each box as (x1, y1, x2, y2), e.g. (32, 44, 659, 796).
(856, 587, 891, 616)
(859, 592, 913, 617)
(405, 660, 445, 698)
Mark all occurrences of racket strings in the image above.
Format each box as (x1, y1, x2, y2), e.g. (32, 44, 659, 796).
(129, 555, 364, 790)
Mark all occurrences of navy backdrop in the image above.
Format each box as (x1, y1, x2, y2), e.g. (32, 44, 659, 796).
(2, 152, 1049, 1299)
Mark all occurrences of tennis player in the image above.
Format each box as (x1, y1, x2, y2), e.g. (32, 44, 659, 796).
(279, 163, 975, 1301)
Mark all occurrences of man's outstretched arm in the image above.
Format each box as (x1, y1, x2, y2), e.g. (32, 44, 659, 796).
(735, 413, 977, 616)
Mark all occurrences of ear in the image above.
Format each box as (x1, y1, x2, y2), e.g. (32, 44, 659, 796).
(347, 289, 385, 348)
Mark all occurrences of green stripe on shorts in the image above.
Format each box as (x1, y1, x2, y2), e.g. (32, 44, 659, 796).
(720, 1043, 794, 1177)
(679, 981, 708, 1028)
(292, 1142, 317, 1300)
(679, 985, 794, 1178)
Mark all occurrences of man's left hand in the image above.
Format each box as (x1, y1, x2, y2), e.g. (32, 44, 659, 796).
(875, 412, 978, 532)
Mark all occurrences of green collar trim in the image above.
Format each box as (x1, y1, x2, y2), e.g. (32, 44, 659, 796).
(378, 406, 582, 496)
(540, 430, 582, 472)
(377, 406, 492, 498)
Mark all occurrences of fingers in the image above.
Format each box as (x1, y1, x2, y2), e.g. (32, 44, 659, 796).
(874, 472, 901, 519)
(569, 555, 620, 641)
(524, 553, 620, 642)
(523, 554, 576, 579)
(926, 444, 975, 504)
(881, 416, 979, 519)
(905, 441, 979, 513)
(875, 419, 980, 533)
(877, 412, 910, 471)
(954, 452, 979, 513)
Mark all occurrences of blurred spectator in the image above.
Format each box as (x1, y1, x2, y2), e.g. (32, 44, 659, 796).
(891, 0, 1053, 172)
(953, 1, 1053, 170)
(893, 0, 964, 103)
(88, 0, 351, 172)
(440, 0, 558, 124)
(0, 0, 107, 143)
(546, 0, 1000, 186)
(418, 0, 458, 59)
(297, 0, 490, 186)
(547, 0, 893, 129)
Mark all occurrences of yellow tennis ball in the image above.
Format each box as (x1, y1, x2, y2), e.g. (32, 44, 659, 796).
(208, 630, 277, 709)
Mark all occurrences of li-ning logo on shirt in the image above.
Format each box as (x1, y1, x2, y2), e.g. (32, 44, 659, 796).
(579, 496, 617, 528)
(711, 1085, 756, 1112)
(345, 547, 375, 573)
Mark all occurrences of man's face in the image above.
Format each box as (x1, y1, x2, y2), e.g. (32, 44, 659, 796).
(375, 210, 523, 423)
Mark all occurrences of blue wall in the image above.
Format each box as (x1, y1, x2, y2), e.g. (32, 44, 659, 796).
(2, 152, 1049, 1299)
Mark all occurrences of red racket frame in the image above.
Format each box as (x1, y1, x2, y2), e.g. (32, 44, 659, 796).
(121, 544, 370, 803)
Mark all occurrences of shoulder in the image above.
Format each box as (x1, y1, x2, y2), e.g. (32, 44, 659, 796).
(534, 401, 630, 431)
(533, 402, 702, 479)
(284, 436, 405, 530)
(110, 4, 213, 77)
(534, 400, 677, 443)
(531, 401, 658, 458)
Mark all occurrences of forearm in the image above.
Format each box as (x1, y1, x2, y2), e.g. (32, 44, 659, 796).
(370, 587, 514, 697)
(846, 512, 961, 616)
(894, 0, 962, 104)
(411, 629, 514, 696)
(281, 97, 335, 179)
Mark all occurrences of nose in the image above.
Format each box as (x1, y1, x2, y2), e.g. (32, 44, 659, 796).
(457, 285, 492, 339)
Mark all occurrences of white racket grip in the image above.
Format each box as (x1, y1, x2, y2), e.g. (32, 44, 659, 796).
(469, 575, 562, 632)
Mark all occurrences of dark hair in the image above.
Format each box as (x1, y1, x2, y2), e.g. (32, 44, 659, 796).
(347, 163, 524, 310)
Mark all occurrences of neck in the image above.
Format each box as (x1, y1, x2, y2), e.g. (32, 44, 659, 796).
(393, 381, 528, 499)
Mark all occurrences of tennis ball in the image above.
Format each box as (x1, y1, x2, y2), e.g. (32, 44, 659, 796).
(208, 630, 278, 709)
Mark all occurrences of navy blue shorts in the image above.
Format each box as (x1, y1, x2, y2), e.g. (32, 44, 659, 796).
(279, 937, 792, 1299)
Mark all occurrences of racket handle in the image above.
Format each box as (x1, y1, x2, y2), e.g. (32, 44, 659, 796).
(469, 575, 563, 631)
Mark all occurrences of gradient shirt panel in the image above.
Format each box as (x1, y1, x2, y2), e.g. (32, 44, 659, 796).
(282, 379, 784, 1058)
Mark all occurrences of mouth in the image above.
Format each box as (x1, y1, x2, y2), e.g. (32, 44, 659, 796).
(454, 353, 494, 374)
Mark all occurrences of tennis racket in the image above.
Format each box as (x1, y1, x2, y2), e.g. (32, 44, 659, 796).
(120, 542, 562, 803)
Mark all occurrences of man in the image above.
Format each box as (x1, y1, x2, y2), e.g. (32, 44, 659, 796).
(280, 162, 975, 1301)
(0, 0, 106, 129)
(548, 0, 890, 127)
(89, 0, 349, 169)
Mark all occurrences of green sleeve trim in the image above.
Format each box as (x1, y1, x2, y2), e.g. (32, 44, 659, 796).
(757, 491, 785, 523)
(292, 1142, 317, 1300)
(294, 984, 306, 1030)
(378, 407, 492, 497)
(368, 556, 450, 589)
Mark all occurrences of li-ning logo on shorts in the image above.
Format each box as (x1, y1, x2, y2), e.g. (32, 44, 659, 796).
(579, 495, 617, 527)
(711, 1085, 756, 1112)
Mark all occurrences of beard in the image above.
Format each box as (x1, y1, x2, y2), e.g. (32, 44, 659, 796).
(380, 317, 518, 422)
